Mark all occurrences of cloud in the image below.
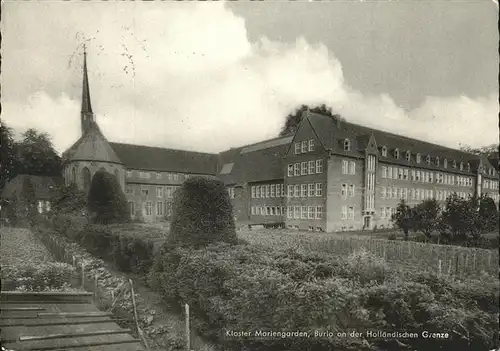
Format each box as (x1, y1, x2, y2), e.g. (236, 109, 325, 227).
(2, 2, 498, 155)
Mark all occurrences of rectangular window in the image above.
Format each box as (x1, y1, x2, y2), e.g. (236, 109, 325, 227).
(156, 201, 164, 216)
(308, 183, 315, 197)
(126, 171, 133, 178)
(156, 186, 163, 198)
(315, 183, 323, 196)
(301, 206, 307, 219)
(294, 206, 300, 219)
(287, 185, 294, 197)
(294, 185, 300, 197)
(392, 187, 397, 198)
(301, 162, 308, 175)
(398, 168, 403, 180)
(316, 206, 323, 219)
(251, 186, 256, 199)
(294, 163, 300, 176)
(429, 172, 434, 183)
(342, 160, 348, 174)
(270, 184, 275, 198)
(308, 161, 315, 174)
(411, 170, 416, 181)
(128, 201, 135, 216)
(256, 186, 261, 198)
(416, 171, 420, 182)
(404, 169, 409, 180)
(316, 159, 323, 173)
(265, 185, 270, 198)
(156, 172, 162, 179)
(294, 143, 300, 154)
(349, 184, 355, 197)
(145, 201, 152, 216)
(301, 184, 307, 197)
(126, 185, 133, 195)
(388, 167, 393, 179)
(308, 206, 314, 219)
(381, 186, 386, 199)
(287, 206, 293, 219)
(308, 139, 314, 152)
(141, 187, 149, 196)
(341, 184, 347, 198)
(341, 206, 347, 220)
(350, 161, 356, 175)
(251, 207, 255, 215)
(301, 141, 308, 153)
(404, 188, 408, 199)
(281, 184, 285, 197)
(348, 206, 354, 220)
(287, 164, 294, 177)
(271, 207, 276, 216)
(382, 166, 387, 178)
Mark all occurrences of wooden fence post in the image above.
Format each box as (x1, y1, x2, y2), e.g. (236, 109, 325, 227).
(437, 260, 442, 277)
(94, 274, 98, 303)
(447, 259, 452, 276)
(81, 263, 85, 290)
(185, 303, 191, 351)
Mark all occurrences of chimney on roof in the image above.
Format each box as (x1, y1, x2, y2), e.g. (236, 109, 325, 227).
(81, 45, 95, 136)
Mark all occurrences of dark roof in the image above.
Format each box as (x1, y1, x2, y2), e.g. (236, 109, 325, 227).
(217, 136, 293, 185)
(63, 123, 122, 165)
(110, 142, 219, 175)
(1, 174, 60, 200)
(306, 111, 496, 175)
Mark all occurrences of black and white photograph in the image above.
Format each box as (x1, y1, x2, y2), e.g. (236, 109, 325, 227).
(1, 1, 499, 350)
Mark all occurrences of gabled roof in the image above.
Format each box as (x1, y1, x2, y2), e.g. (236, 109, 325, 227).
(306, 111, 492, 175)
(63, 123, 123, 165)
(1, 174, 61, 200)
(218, 136, 292, 185)
(110, 142, 218, 175)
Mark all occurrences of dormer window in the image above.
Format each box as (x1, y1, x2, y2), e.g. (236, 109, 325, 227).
(394, 148, 400, 159)
(426, 155, 431, 164)
(416, 153, 421, 164)
(443, 159, 447, 168)
(453, 161, 457, 169)
(405, 151, 411, 162)
(435, 157, 440, 166)
(343, 139, 351, 152)
(381, 146, 388, 157)
(467, 163, 471, 172)
(459, 162, 464, 171)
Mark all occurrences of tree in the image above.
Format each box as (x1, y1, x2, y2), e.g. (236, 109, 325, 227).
(168, 176, 237, 249)
(87, 170, 129, 224)
(440, 194, 481, 242)
(21, 176, 38, 226)
(0, 120, 18, 190)
(413, 199, 441, 240)
(391, 200, 414, 241)
(15, 128, 62, 177)
(279, 104, 339, 137)
(52, 183, 87, 215)
(478, 195, 499, 234)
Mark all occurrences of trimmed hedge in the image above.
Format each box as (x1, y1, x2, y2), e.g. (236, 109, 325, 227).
(149, 243, 499, 351)
(88, 170, 129, 224)
(168, 177, 237, 248)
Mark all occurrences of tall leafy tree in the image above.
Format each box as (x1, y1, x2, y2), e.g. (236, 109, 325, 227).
(413, 199, 441, 240)
(88, 170, 129, 224)
(391, 200, 414, 241)
(0, 120, 18, 189)
(478, 195, 499, 233)
(16, 128, 62, 177)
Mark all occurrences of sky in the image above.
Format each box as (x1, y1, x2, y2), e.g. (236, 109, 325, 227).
(1, 0, 498, 155)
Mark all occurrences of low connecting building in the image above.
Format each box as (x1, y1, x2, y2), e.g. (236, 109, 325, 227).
(61, 52, 499, 231)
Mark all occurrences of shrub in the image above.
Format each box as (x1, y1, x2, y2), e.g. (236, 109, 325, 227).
(51, 183, 87, 214)
(391, 200, 414, 240)
(168, 177, 237, 248)
(87, 170, 129, 224)
(1, 262, 74, 292)
(346, 247, 388, 284)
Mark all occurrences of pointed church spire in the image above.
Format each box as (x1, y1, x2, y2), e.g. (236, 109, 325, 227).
(81, 45, 94, 135)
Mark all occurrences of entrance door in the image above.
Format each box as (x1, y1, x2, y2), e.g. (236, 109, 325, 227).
(363, 216, 371, 230)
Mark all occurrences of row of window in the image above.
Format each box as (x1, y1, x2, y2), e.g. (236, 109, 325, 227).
(251, 206, 285, 216)
(251, 184, 285, 198)
(483, 179, 499, 190)
(294, 140, 315, 154)
(287, 183, 323, 197)
(287, 159, 324, 177)
(128, 201, 172, 217)
(287, 206, 324, 220)
(380, 207, 397, 219)
(381, 186, 473, 201)
(126, 185, 179, 198)
(381, 166, 473, 187)
(380, 147, 471, 171)
(126, 170, 193, 181)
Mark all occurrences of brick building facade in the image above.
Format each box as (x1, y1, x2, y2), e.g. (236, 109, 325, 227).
(62, 53, 499, 229)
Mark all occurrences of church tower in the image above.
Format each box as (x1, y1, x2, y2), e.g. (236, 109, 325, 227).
(81, 46, 95, 135)
(61, 47, 126, 193)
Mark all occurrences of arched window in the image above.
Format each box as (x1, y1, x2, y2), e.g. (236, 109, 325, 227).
(394, 148, 400, 159)
(71, 167, 77, 185)
(426, 155, 431, 164)
(405, 151, 411, 162)
(381, 146, 388, 157)
(343, 139, 351, 151)
(82, 167, 91, 193)
(416, 153, 421, 164)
